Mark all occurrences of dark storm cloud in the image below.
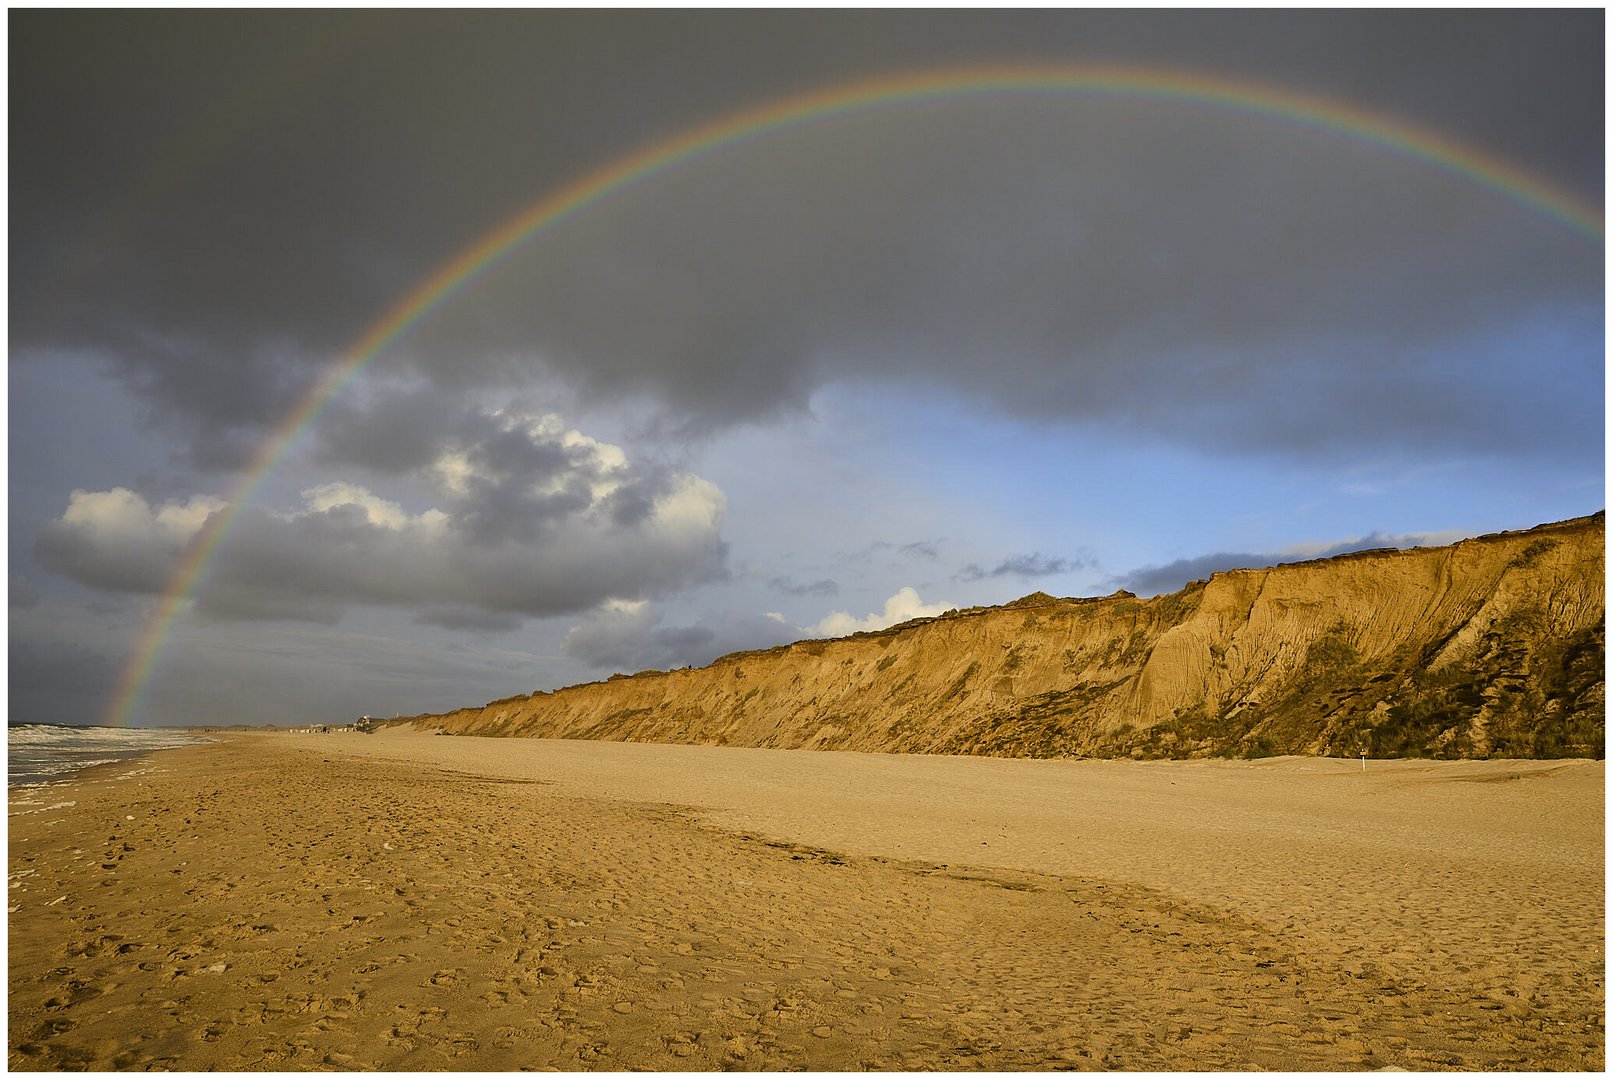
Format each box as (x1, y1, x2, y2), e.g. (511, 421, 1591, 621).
(1118, 530, 1460, 597)
(562, 603, 798, 673)
(9, 9, 1601, 473)
(956, 552, 1088, 583)
(462, 101, 1598, 461)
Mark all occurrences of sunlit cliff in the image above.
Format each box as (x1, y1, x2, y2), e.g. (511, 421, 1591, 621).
(395, 514, 1604, 758)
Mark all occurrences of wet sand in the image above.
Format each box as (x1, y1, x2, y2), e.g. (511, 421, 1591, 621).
(7, 731, 1604, 1070)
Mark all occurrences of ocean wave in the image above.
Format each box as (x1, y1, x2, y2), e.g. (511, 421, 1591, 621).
(8, 724, 203, 749)
(8, 725, 208, 786)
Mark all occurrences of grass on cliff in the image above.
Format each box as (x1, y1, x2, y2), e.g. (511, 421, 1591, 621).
(1303, 617, 1603, 760)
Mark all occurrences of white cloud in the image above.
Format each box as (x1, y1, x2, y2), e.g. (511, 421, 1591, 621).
(301, 481, 443, 532)
(808, 586, 952, 638)
(64, 486, 223, 542)
(35, 413, 729, 625)
(432, 448, 479, 497)
(35, 488, 226, 593)
(427, 410, 636, 505)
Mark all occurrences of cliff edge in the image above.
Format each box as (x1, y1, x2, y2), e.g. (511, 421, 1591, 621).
(394, 514, 1604, 759)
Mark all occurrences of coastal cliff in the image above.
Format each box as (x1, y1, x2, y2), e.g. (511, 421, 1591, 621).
(397, 514, 1604, 758)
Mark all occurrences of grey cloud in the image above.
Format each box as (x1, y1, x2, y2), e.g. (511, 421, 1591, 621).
(602, 469, 681, 531)
(33, 415, 730, 623)
(107, 339, 324, 473)
(448, 435, 592, 546)
(87, 598, 133, 617)
(413, 607, 525, 634)
(312, 380, 481, 476)
(447, 410, 678, 546)
(1119, 551, 1276, 598)
(207, 488, 724, 624)
(769, 576, 839, 597)
(1118, 531, 1461, 597)
(195, 583, 345, 625)
(10, 574, 41, 609)
(9, 10, 1600, 471)
(563, 604, 797, 673)
(34, 489, 220, 595)
(840, 539, 945, 566)
(957, 552, 1087, 582)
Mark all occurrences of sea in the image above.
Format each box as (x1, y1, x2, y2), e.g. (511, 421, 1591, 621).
(7, 723, 210, 788)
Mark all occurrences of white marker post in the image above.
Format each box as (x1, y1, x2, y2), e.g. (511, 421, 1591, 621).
(1360, 750, 1367, 772)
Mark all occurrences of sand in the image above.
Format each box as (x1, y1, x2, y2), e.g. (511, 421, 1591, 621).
(7, 731, 1604, 1071)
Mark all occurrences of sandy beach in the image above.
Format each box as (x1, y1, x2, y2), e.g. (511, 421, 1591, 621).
(7, 731, 1604, 1071)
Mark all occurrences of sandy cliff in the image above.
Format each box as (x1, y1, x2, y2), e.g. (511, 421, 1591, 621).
(400, 514, 1604, 758)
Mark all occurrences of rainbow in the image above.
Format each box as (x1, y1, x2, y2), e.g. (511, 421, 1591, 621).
(104, 63, 1603, 726)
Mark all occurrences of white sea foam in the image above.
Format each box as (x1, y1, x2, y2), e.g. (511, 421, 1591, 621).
(7, 724, 207, 787)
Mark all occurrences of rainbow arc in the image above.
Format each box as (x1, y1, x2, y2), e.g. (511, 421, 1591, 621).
(104, 64, 1603, 726)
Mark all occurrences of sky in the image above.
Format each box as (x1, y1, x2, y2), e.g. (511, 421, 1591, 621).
(8, 8, 1604, 729)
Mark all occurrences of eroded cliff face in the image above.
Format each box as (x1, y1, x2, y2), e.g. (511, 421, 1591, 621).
(401, 514, 1604, 759)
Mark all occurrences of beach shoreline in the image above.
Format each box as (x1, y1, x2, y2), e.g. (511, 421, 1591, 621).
(8, 732, 1604, 1070)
